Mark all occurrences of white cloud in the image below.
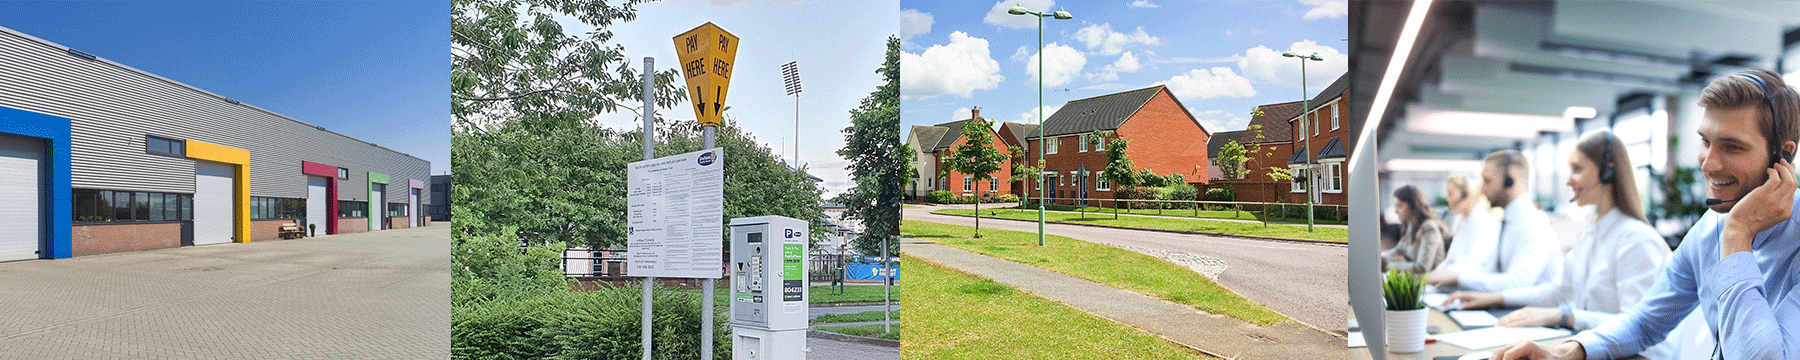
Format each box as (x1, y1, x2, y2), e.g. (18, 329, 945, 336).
(1236, 40, 1348, 90)
(901, 31, 1006, 101)
(1158, 67, 1256, 100)
(982, 0, 1056, 29)
(899, 9, 933, 48)
(951, 107, 972, 121)
(1300, 0, 1347, 20)
(1080, 83, 1131, 92)
(1087, 51, 1142, 82)
(1192, 109, 1250, 132)
(1128, 0, 1160, 8)
(1151, 55, 1242, 65)
(1014, 105, 1063, 125)
(1024, 42, 1086, 88)
(1072, 23, 1160, 56)
(1010, 45, 1031, 63)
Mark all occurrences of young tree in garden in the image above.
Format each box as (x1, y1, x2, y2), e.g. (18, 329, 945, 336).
(1090, 130, 1141, 196)
(939, 119, 1007, 238)
(1239, 106, 1294, 203)
(836, 36, 906, 256)
(1007, 144, 1043, 206)
(1216, 139, 1248, 180)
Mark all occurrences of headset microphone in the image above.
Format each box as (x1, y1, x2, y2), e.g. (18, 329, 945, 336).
(1705, 198, 1739, 206)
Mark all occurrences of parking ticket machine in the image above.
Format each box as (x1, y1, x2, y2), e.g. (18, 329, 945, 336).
(729, 216, 808, 360)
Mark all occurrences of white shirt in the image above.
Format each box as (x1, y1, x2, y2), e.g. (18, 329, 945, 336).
(1457, 196, 1562, 292)
(1502, 209, 1679, 360)
(1439, 206, 1501, 275)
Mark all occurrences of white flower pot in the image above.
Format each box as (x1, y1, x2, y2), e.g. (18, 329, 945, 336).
(1386, 308, 1428, 353)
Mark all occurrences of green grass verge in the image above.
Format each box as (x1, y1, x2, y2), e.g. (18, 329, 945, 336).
(815, 324, 901, 341)
(901, 220, 1288, 325)
(934, 208, 1347, 242)
(901, 255, 1210, 359)
(812, 310, 900, 324)
(811, 285, 898, 304)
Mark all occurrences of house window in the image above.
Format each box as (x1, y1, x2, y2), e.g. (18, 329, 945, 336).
(963, 176, 973, 193)
(1330, 104, 1340, 130)
(989, 178, 998, 192)
(1096, 171, 1110, 191)
(1291, 167, 1306, 193)
(1078, 134, 1088, 152)
(144, 135, 184, 157)
(1312, 113, 1319, 135)
(1325, 163, 1343, 193)
(337, 167, 350, 180)
(1046, 137, 1058, 154)
(1094, 135, 1106, 151)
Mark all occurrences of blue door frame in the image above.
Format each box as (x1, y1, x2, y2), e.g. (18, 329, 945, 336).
(0, 105, 72, 259)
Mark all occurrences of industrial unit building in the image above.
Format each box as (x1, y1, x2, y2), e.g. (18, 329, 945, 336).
(0, 26, 431, 261)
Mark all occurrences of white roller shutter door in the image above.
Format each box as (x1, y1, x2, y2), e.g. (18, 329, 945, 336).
(194, 161, 234, 245)
(409, 189, 419, 227)
(307, 176, 327, 235)
(0, 135, 43, 261)
(372, 184, 384, 230)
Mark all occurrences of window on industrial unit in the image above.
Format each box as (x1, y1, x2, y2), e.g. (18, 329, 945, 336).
(338, 201, 367, 218)
(144, 135, 184, 157)
(251, 197, 306, 220)
(337, 167, 350, 180)
(387, 203, 407, 217)
(74, 189, 193, 222)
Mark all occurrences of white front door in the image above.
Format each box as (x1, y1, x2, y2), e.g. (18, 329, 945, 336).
(306, 175, 328, 235)
(371, 184, 384, 230)
(194, 161, 235, 245)
(409, 189, 419, 227)
(0, 134, 43, 261)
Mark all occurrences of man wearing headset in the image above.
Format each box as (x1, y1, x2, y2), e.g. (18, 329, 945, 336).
(1494, 70, 1800, 359)
(1425, 149, 1561, 293)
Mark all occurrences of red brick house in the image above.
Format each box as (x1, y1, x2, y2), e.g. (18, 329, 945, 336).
(996, 121, 1038, 197)
(1215, 100, 1302, 203)
(906, 107, 1013, 200)
(1285, 73, 1351, 206)
(1022, 85, 1211, 204)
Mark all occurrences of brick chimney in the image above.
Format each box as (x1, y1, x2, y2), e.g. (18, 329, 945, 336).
(971, 106, 980, 120)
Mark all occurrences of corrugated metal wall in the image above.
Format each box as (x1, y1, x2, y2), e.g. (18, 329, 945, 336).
(0, 27, 429, 207)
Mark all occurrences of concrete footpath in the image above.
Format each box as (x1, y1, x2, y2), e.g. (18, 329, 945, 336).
(904, 237, 1340, 359)
(0, 224, 450, 359)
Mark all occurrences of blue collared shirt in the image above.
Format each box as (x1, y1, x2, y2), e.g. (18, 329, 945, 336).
(1572, 193, 1800, 359)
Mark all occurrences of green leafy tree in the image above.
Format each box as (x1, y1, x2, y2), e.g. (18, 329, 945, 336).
(1091, 130, 1141, 193)
(451, 0, 687, 132)
(1007, 144, 1043, 206)
(1239, 107, 1294, 202)
(1216, 140, 1248, 180)
(940, 119, 1007, 238)
(835, 36, 906, 256)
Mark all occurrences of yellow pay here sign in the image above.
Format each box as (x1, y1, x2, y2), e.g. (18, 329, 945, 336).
(673, 22, 738, 127)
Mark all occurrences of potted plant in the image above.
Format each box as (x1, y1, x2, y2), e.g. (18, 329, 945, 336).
(1383, 269, 1428, 353)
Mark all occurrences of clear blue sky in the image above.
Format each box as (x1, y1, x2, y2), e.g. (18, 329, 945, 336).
(0, 1, 449, 175)
(901, 0, 1347, 137)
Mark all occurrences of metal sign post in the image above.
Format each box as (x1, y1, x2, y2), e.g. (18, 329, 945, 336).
(639, 56, 654, 360)
(673, 22, 739, 360)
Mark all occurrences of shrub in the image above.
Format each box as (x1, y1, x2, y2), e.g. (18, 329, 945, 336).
(927, 190, 956, 204)
(996, 194, 1020, 202)
(1204, 187, 1236, 202)
(452, 285, 729, 360)
(1156, 185, 1198, 209)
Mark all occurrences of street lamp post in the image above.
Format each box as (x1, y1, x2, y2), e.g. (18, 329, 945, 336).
(1282, 50, 1322, 232)
(1009, 4, 1071, 246)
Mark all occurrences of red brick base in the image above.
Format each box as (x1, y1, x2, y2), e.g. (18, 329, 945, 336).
(338, 218, 368, 234)
(71, 222, 181, 257)
(387, 216, 410, 229)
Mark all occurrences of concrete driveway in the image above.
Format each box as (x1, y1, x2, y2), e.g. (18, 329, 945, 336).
(0, 225, 450, 359)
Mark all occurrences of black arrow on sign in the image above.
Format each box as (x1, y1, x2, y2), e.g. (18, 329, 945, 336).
(693, 86, 706, 116)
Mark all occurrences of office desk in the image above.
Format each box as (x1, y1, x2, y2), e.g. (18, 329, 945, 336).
(1347, 308, 1617, 360)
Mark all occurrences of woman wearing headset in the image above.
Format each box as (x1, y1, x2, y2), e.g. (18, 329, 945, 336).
(1446, 130, 1677, 359)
